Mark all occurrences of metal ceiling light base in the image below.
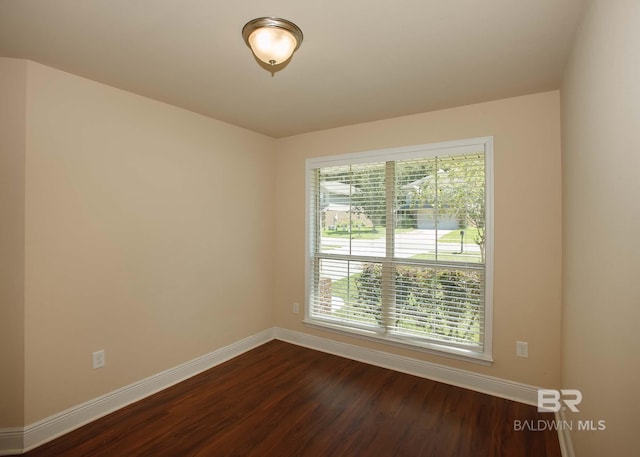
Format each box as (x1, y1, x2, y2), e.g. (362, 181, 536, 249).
(242, 17, 303, 69)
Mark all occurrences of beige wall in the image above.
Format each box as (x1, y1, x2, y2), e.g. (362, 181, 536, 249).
(562, 1, 640, 455)
(0, 58, 27, 428)
(274, 91, 562, 388)
(1, 59, 564, 429)
(21, 61, 275, 423)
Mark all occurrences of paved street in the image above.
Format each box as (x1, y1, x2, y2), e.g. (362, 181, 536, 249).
(319, 229, 481, 279)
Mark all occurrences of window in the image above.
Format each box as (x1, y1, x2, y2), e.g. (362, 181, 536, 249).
(305, 137, 493, 363)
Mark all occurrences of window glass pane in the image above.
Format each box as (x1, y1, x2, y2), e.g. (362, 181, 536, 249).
(434, 154, 485, 264)
(390, 265, 484, 346)
(307, 138, 492, 359)
(311, 259, 382, 327)
(394, 158, 437, 258)
(394, 153, 485, 264)
(318, 163, 386, 257)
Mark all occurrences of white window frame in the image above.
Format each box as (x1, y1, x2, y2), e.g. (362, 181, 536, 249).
(304, 137, 494, 364)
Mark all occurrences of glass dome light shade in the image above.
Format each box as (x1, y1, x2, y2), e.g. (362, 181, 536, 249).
(242, 18, 303, 67)
(248, 27, 297, 65)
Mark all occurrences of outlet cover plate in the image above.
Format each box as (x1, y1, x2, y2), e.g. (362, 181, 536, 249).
(92, 350, 105, 369)
(516, 341, 528, 358)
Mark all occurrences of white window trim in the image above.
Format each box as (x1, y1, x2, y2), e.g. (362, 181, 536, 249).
(304, 136, 494, 364)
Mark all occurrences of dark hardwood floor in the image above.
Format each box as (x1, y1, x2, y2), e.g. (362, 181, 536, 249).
(20, 340, 560, 456)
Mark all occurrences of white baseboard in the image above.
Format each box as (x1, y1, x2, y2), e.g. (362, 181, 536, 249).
(274, 327, 541, 406)
(0, 428, 23, 456)
(0, 329, 275, 455)
(555, 410, 575, 457)
(2, 326, 554, 455)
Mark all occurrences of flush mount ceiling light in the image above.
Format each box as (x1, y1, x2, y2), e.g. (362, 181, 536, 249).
(242, 17, 303, 70)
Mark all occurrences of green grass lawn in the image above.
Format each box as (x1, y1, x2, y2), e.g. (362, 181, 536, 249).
(323, 228, 381, 239)
(323, 226, 481, 245)
(437, 226, 481, 245)
(330, 274, 358, 303)
(324, 273, 377, 325)
(322, 227, 412, 239)
(410, 252, 482, 263)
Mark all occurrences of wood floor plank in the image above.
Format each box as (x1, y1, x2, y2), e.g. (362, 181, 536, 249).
(19, 340, 561, 456)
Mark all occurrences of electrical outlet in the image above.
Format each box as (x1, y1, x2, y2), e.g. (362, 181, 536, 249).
(293, 302, 300, 314)
(516, 341, 528, 358)
(92, 350, 105, 369)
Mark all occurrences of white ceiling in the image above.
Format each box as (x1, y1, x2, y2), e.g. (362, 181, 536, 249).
(0, 0, 585, 138)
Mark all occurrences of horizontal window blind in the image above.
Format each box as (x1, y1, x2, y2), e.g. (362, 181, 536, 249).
(306, 138, 493, 360)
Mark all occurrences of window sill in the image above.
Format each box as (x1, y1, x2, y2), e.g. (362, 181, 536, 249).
(303, 319, 494, 366)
